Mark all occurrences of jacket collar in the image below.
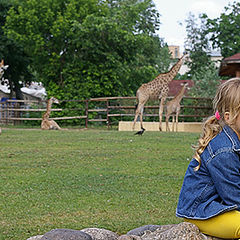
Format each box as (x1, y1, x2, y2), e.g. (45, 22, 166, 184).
(223, 125, 240, 151)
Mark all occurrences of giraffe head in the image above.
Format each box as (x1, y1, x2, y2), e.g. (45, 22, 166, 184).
(181, 82, 191, 91)
(181, 53, 190, 63)
(180, 82, 189, 87)
(49, 97, 60, 104)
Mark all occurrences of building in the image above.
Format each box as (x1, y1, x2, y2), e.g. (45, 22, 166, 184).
(219, 52, 240, 77)
(209, 51, 223, 68)
(0, 82, 46, 101)
(168, 46, 223, 75)
(168, 80, 193, 96)
(168, 45, 181, 59)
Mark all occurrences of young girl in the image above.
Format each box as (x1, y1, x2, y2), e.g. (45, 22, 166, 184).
(176, 78, 240, 239)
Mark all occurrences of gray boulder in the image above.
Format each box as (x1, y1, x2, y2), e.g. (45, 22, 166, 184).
(40, 229, 92, 240)
(80, 227, 119, 240)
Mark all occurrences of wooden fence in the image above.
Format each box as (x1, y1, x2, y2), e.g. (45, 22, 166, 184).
(0, 96, 213, 128)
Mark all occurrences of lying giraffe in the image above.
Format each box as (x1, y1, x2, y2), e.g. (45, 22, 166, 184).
(165, 82, 189, 132)
(41, 97, 61, 130)
(133, 54, 189, 131)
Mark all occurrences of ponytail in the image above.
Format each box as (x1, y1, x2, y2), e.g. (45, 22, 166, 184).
(193, 115, 223, 171)
(194, 78, 240, 171)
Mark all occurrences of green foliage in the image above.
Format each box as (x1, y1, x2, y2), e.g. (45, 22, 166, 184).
(205, 1, 240, 58)
(184, 12, 222, 98)
(0, 0, 32, 99)
(184, 12, 212, 78)
(189, 62, 221, 97)
(0, 129, 197, 240)
(181, 97, 213, 122)
(4, 0, 170, 101)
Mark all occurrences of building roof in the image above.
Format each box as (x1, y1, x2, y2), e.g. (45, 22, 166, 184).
(224, 53, 240, 62)
(168, 80, 193, 96)
(0, 82, 46, 100)
(219, 53, 240, 77)
(209, 51, 222, 57)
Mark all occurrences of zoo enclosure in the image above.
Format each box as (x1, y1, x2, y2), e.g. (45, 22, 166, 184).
(0, 96, 213, 128)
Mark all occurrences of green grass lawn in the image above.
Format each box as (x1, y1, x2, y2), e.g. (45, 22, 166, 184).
(0, 128, 199, 240)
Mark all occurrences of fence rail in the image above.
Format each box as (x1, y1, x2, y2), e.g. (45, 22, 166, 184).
(0, 96, 213, 128)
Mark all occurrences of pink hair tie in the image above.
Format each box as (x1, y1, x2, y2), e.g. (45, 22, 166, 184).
(215, 111, 221, 120)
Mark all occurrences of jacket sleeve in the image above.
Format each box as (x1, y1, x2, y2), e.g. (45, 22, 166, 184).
(207, 151, 240, 210)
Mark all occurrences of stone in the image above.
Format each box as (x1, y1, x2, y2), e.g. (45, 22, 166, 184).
(118, 235, 142, 240)
(26, 223, 226, 240)
(127, 224, 174, 236)
(140, 222, 209, 240)
(80, 227, 119, 240)
(27, 236, 44, 240)
(40, 229, 92, 240)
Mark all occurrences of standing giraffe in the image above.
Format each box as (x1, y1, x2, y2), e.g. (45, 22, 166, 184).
(165, 82, 189, 132)
(41, 97, 61, 130)
(133, 54, 189, 130)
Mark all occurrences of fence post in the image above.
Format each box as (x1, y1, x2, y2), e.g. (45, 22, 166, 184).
(106, 99, 110, 129)
(6, 100, 9, 125)
(85, 100, 89, 128)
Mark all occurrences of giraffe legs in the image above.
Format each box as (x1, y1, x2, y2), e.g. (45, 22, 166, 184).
(159, 97, 166, 131)
(166, 114, 170, 131)
(41, 119, 61, 130)
(133, 103, 145, 130)
(176, 111, 179, 132)
(139, 107, 144, 129)
(172, 115, 175, 132)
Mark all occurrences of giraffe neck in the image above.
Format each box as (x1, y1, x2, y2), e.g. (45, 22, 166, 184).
(167, 57, 184, 81)
(43, 99, 53, 119)
(174, 85, 186, 102)
(153, 56, 185, 85)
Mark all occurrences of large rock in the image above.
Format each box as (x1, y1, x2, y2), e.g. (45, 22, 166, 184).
(80, 227, 119, 240)
(27, 223, 225, 240)
(40, 229, 92, 240)
(140, 222, 211, 240)
(127, 225, 173, 236)
(122, 222, 225, 240)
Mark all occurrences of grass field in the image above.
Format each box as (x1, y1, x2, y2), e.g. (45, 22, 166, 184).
(0, 128, 199, 240)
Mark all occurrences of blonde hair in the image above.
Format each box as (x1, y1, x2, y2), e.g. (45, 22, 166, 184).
(194, 78, 240, 171)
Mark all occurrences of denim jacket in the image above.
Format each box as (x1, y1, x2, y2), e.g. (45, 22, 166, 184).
(176, 125, 240, 220)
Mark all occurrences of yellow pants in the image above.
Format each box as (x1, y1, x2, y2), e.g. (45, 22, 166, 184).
(185, 210, 240, 239)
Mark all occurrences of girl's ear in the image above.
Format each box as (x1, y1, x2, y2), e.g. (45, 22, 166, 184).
(224, 112, 230, 122)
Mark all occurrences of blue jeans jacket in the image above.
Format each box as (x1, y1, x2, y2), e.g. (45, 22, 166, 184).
(176, 125, 240, 220)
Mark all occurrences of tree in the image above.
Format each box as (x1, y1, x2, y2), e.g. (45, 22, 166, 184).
(0, 0, 32, 99)
(184, 12, 212, 78)
(5, 0, 170, 101)
(184, 12, 221, 97)
(189, 62, 221, 97)
(206, 1, 240, 58)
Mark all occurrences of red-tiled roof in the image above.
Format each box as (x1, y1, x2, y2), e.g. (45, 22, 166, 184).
(168, 80, 228, 97)
(168, 80, 194, 96)
(219, 53, 240, 76)
(224, 53, 240, 61)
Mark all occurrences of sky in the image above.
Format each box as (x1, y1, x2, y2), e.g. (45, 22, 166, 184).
(153, 0, 236, 53)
